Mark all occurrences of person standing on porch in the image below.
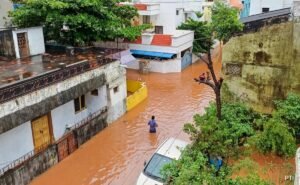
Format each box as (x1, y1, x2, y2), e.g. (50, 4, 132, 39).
(148, 116, 158, 133)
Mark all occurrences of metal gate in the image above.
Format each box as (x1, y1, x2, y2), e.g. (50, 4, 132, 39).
(181, 52, 192, 70)
(57, 132, 78, 161)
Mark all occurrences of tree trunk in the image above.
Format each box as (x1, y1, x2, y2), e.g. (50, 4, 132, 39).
(215, 88, 222, 120)
(196, 46, 223, 120)
(208, 49, 222, 120)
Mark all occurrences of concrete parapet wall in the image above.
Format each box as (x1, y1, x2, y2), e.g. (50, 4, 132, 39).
(0, 111, 108, 185)
(0, 145, 58, 185)
(126, 80, 148, 111)
(126, 58, 182, 73)
(76, 112, 107, 146)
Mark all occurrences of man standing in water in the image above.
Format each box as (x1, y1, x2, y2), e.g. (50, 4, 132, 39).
(148, 116, 158, 133)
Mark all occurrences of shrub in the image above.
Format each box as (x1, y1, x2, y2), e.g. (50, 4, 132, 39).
(254, 118, 296, 157)
(274, 93, 300, 136)
(184, 103, 256, 159)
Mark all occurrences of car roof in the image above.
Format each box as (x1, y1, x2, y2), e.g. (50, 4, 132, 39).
(156, 137, 188, 160)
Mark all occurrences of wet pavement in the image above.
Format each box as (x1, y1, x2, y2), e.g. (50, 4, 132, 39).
(0, 49, 116, 86)
(30, 48, 222, 185)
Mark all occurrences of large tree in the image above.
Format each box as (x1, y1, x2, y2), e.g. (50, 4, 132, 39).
(179, 1, 243, 120)
(9, 0, 148, 46)
(161, 103, 272, 185)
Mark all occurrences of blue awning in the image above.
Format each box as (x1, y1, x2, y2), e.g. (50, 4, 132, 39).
(130, 50, 175, 59)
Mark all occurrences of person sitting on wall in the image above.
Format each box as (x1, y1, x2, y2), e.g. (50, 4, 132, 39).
(199, 73, 206, 81)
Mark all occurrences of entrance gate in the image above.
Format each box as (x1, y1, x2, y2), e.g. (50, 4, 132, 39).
(57, 132, 78, 161)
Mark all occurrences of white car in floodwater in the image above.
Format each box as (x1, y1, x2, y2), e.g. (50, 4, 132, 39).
(136, 137, 188, 185)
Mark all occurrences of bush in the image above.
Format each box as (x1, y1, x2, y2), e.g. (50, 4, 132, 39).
(162, 94, 300, 184)
(274, 93, 300, 136)
(161, 146, 230, 185)
(184, 103, 256, 159)
(254, 118, 296, 157)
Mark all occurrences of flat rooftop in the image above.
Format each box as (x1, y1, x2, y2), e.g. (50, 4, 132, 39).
(0, 48, 120, 87)
(240, 8, 291, 23)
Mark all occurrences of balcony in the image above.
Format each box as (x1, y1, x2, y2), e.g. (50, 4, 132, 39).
(129, 30, 194, 53)
(134, 3, 160, 15)
(119, 2, 160, 15)
(171, 30, 194, 47)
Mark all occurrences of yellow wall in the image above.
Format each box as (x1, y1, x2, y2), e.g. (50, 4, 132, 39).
(126, 80, 148, 111)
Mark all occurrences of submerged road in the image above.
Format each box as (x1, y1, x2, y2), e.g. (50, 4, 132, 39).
(30, 48, 221, 185)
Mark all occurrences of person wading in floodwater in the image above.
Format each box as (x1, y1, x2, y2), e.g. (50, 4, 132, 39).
(148, 116, 158, 133)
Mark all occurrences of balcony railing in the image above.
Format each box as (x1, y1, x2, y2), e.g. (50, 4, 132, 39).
(135, 3, 160, 15)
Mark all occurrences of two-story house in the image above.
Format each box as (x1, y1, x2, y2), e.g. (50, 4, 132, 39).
(0, 27, 128, 185)
(121, 0, 202, 73)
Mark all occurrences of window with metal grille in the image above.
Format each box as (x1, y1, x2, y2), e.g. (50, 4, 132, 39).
(225, 63, 242, 76)
(143, 16, 150, 24)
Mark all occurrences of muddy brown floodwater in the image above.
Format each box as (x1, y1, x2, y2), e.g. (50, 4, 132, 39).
(30, 49, 221, 185)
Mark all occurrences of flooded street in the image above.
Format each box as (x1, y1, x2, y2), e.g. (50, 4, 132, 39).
(30, 49, 221, 185)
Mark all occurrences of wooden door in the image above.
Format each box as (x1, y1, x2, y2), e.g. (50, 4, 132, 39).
(17, 32, 29, 58)
(31, 115, 51, 152)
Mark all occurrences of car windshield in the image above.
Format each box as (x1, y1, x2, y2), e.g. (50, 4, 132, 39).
(144, 153, 173, 182)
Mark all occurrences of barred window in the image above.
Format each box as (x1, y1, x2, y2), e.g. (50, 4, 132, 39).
(225, 63, 242, 76)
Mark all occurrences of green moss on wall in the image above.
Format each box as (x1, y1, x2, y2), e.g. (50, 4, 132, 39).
(222, 21, 300, 113)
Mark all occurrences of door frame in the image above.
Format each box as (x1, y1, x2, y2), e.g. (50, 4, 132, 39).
(16, 32, 30, 58)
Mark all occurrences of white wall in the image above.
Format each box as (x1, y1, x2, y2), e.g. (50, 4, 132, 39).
(0, 122, 34, 169)
(137, 0, 202, 34)
(249, 0, 293, 15)
(0, 65, 108, 119)
(129, 41, 193, 54)
(51, 86, 107, 140)
(0, 0, 13, 27)
(176, 8, 185, 28)
(150, 58, 181, 73)
(12, 26, 45, 58)
(107, 77, 127, 123)
(126, 58, 182, 73)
